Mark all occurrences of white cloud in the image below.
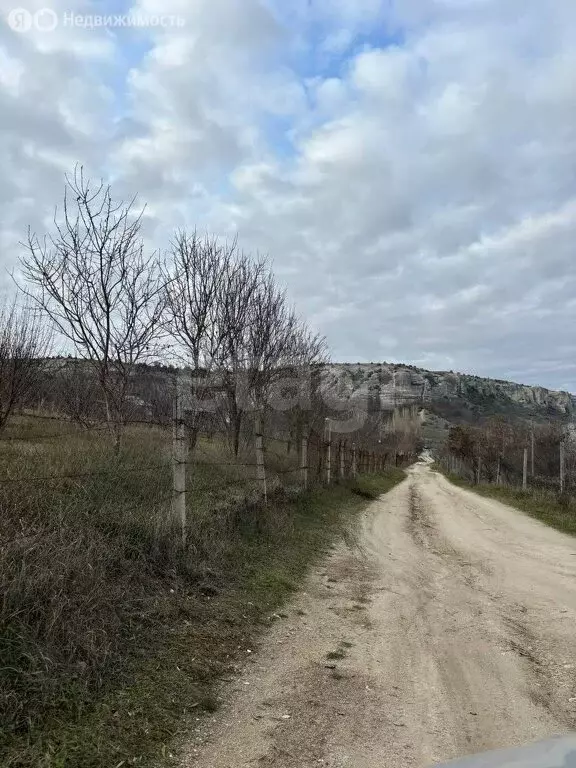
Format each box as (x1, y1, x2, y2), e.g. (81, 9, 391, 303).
(2, 0, 576, 388)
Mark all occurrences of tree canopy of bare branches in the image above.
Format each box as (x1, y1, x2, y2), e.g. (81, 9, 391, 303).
(0, 300, 51, 431)
(163, 231, 236, 373)
(20, 166, 165, 448)
(162, 231, 328, 456)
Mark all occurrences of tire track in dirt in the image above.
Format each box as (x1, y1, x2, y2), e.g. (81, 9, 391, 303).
(406, 476, 570, 729)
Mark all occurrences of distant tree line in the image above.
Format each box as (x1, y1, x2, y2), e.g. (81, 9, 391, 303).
(441, 418, 571, 490)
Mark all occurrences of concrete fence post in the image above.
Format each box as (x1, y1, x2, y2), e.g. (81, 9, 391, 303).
(301, 434, 308, 491)
(523, 447, 528, 491)
(254, 410, 267, 503)
(325, 418, 332, 486)
(172, 374, 188, 547)
(560, 442, 565, 493)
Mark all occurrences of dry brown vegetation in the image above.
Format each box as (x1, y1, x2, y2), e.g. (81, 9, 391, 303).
(434, 418, 576, 537)
(0, 413, 408, 767)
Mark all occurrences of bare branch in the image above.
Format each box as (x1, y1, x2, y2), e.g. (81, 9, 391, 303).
(0, 299, 52, 431)
(19, 166, 165, 449)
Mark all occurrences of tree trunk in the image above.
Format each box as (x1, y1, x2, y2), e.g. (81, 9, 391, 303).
(226, 390, 243, 457)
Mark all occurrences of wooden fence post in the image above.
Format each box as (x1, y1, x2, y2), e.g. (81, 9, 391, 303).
(172, 374, 188, 547)
(352, 443, 357, 478)
(476, 455, 481, 485)
(254, 410, 267, 503)
(522, 447, 528, 491)
(339, 440, 345, 481)
(301, 434, 308, 491)
(496, 455, 501, 486)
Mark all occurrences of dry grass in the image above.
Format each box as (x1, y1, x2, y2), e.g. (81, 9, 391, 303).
(0, 415, 406, 767)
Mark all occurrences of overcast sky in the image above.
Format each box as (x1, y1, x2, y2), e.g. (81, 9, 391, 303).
(2, 0, 576, 390)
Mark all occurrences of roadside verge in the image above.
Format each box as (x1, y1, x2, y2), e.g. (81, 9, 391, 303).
(4, 469, 405, 768)
(432, 463, 576, 537)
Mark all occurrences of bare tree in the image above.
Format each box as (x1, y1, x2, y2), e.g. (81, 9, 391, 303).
(163, 231, 238, 449)
(278, 327, 329, 457)
(245, 274, 298, 410)
(164, 231, 330, 464)
(51, 360, 103, 427)
(216, 253, 266, 456)
(164, 231, 237, 372)
(19, 166, 165, 449)
(0, 299, 51, 431)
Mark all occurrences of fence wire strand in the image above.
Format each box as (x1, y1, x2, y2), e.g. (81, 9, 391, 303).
(0, 412, 407, 500)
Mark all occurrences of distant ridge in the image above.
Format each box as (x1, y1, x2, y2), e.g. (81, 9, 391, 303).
(325, 362, 576, 424)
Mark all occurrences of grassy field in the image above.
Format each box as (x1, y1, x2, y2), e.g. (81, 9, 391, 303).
(434, 464, 576, 537)
(0, 415, 405, 767)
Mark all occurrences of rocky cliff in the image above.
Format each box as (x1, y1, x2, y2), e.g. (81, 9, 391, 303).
(324, 363, 576, 424)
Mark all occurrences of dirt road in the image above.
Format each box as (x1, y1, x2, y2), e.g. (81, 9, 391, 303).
(182, 461, 576, 767)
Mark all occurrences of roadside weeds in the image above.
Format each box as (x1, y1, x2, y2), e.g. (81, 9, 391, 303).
(2, 468, 405, 768)
(432, 464, 576, 537)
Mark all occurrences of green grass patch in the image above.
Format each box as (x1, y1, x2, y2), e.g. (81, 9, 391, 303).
(350, 467, 406, 500)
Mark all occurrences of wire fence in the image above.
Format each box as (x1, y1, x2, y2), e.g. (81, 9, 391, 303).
(437, 438, 575, 497)
(0, 390, 414, 546)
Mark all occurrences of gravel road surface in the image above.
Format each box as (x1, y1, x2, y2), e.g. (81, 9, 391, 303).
(182, 461, 576, 767)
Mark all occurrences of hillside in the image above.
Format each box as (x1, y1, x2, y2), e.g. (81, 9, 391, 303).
(326, 362, 576, 424)
(43, 357, 576, 427)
